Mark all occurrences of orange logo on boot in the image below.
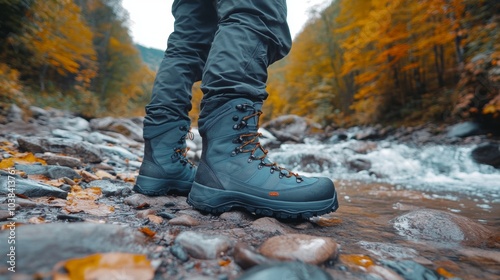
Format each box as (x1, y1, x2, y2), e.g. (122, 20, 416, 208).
(268, 191, 279, 197)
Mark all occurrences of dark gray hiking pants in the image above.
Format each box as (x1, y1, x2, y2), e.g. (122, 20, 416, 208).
(143, 0, 291, 138)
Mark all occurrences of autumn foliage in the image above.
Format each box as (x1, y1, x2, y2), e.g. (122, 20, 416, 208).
(0, 0, 155, 117)
(266, 0, 500, 127)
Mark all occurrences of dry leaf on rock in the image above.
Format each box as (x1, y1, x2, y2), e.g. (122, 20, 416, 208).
(28, 216, 46, 224)
(95, 170, 115, 180)
(139, 227, 156, 238)
(64, 186, 114, 216)
(0, 152, 46, 169)
(53, 253, 154, 280)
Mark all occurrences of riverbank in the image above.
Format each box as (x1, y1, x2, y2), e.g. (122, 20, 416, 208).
(0, 106, 498, 279)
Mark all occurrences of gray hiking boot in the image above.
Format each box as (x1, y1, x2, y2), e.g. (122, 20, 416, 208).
(187, 98, 338, 219)
(134, 122, 196, 195)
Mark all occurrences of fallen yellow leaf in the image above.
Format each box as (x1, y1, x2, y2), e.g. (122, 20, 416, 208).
(53, 253, 154, 280)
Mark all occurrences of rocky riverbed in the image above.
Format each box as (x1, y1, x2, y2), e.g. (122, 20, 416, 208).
(0, 106, 498, 280)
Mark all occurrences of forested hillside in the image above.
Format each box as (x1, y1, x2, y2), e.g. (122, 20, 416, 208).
(0, 0, 155, 118)
(0, 0, 498, 129)
(265, 0, 499, 128)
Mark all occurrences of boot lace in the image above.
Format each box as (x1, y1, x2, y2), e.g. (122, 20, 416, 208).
(172, 127, 195, 168)
(232, 105, 303, 183)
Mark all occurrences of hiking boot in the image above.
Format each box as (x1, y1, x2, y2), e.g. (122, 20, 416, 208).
(134, 122, 196, 195)
(187, 98, 338, 219)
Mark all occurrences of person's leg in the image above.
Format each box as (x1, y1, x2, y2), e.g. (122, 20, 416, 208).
(134, 0, 217, 196)
(188, 0, 339, 219)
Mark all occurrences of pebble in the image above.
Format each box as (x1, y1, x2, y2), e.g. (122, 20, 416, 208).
(0, 210, 11, 221)
(170, 244, 189, 262)
(259, 234, 339, 265)
(168, 215, 200, 227)
(233, 243, 272, 270)
(86, 179, 133, 196)
(124, 194, 173, 208)
(219, 211, 253, 223)
(175, 231, 233, 259)
(236, 261, 333, 280)
(250, 217, 290, 234)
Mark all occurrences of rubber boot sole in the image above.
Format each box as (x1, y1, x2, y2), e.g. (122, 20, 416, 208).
(187, 182, 339, 220)
(133, 175, 192, 196)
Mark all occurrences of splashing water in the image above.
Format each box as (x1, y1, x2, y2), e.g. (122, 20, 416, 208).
(269, 139, 500, 197)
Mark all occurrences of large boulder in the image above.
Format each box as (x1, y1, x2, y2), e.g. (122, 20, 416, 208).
(471, 142, 500, 168)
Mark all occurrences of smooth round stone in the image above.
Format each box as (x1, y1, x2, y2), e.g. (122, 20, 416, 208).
(259, 234, 339, 265)
(392, 209, 493, 246)
(236, 261, 332, 280)
(175, 231, 233, 259)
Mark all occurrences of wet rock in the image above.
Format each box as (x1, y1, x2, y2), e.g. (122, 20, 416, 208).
(447, 122, 484, 138)
(358, 241, 419, 259)
(174, 231, 233, 259)
(471, 142, 500, 168)
(30, 106, 49, 119)
(86, 179, 133, 196)
(392, 209, 493, 246)
(0, 223, 147, 275)
(86, 131, 122, 144)
(17, 136, 102, 163)
(297, 154, 334, 173)
(237, 261, 332, 280)
(0, 175, 67, 198)
(96, 144, 140, 160)
(234, 243, 272, 270)
(90, 117, 143, 142)
(168, 214, 200, 227)
(219, 211, 253, 223)
(259, 234, 338, 264)
(381, 260, 443, 280)
(35, 152, 82, 168)
(346, 141, 378, 154)
(250, 217, 290, 234)
(355, 127, 383, 141)
(124, 194, 175, 208)
(347, 158, 372, 172)
(14, 164, 81, 180)
(51, 129, 85, 141)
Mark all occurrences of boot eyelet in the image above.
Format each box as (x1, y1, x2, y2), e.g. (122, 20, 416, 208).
(258, 164, 263, 170)
(233, 124, 240, 130)
(279, 174, 284, 179)
(270, 169, 274, 174)
(247, 158, 253, 163)
(232, 115, 239, 121)
(296, 177, 303, 183)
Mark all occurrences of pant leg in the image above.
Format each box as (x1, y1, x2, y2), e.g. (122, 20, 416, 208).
(144, 0, 217, 139)
(198, 0, 292, 120)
